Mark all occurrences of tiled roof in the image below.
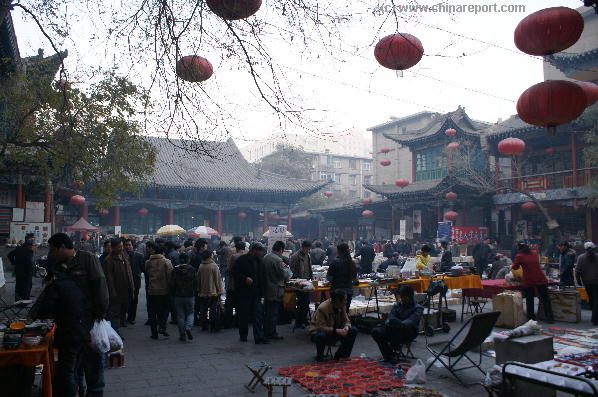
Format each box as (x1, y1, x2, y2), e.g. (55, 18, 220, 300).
(546, 48, 598, 66)
(365, 176, 482, 199)
(309, 197, 388, 214)
(383, 107, 491, 147)
(147, 136, 329, 196)
(0, 13, 20, 74)
(367, 111, 439, 131)
(21, 49, 67, 81)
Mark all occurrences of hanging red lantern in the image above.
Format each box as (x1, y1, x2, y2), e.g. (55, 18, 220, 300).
(514, 7, 584, 56)
(362, 198, 373, 205)
(380, 147, 390, 154)
(447, 142, 460, 151)
(380, 159, 391, 167)
(444, 211, 458, 221)
(138, 208, 149, 215)
(99, 209, 109, 216)
(176, 56, 213, 82)
(374, 33, 424, 71)
(70, 195, 85, 205)
(395, 179, 410, 188)
(545, 147, 555, 155)
(271, 214, 281, 221)
(516, 81, 586, 135)
(498, 137, 526, 156)
(576, 82, 598, 107)
(323, 191, 333, 198)
(445, 192, 458, 201)
(362, 210, 374, 217)
(445, 128, 457, 137)
(207, 0, 262, 20)
(521, 201, 537, 211)
(238, 212, 247, 219)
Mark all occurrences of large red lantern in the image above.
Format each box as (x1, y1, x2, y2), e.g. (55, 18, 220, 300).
(514, 7, 584, 56)
(238, 212, 247, 219)
(374, 33, 424, 71)
(444, 211, 458, 221)
(445, 128, 457, 137)
(516, 81, 586, 135)
(99, 209, 109, 216)
(395, 179, 410, 188)
(380, 159, 391, 167)
(445, 192, 458, 201)
(207, 0, 262, 20)
(138, 208, 149, 215)
(498, 137, 526, 156)
(362, 210, 374, 217)
(380, 147, 390, 154)
(521, 201, 537, 211)
(176, 56, 213, 82)
(324, 191, 333, 198)
(577, 82, 598, 107)
(362, 198, 373, 205)
(271, 214, 281, 221)
(545, 147, 555, 155)
(447, 142, 460, 151)
(70, 195, 85, 205)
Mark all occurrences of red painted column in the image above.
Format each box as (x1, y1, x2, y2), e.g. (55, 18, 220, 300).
(217, 208, 223, 234)
(168, 208, 174, 225)
(81, 204, 89, 220)
(44, 182, 52, 223)
(263, 211, 269, 234)
(113, 206, 121, 226)
(16, 174, 24, 208)
(287, 207, 293, 233)
(571, 132, 578, 187)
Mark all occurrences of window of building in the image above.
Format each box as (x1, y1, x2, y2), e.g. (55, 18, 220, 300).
(349, 175, 357, 185)
(327, 156, 334, 167)
(363, 161, 371, 171)
(349, 159, 357, 169)
(334, 159, 342, 169)
(415, 146, 448, 181)
(363, 175, 372, 185)
(402, 127, 407, 133)
(363, 191, 371, 198)
(319, 171, 329, 181)
(333, 173, 341, 184)
(349, 190, 357, 198)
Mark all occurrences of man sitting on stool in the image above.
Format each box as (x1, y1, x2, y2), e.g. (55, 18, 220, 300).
(371, 285, 423, 363)
(308, 289, 358, 362)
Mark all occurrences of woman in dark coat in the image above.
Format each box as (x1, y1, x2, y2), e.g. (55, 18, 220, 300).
(326, 243, 357, 312)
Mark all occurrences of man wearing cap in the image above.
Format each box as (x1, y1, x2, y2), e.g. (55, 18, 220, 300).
(378, 253, 400, 273)
(575, 242, 598, 325)
(232, 242, 268, 343)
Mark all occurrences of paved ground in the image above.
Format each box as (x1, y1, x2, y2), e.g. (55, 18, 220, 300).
(2, 270, 594, 397)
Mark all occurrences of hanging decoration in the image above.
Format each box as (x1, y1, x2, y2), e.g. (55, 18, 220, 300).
(445, 192, 458, 201)
(380, 148, 391, 154)
(380, 159, 391, 166)
(362, 198, 373, 205)
(514, 7, 584, 56)
(207, 0, 262, 20)
(447, 142, 460, 151)
(362, 210, 374, 217)
(176, 56, 214, 82)
(545, 147, 555, 155)
(498, 137, 526, 156)
(70, 195, 85, 205)
(99, 209, 109, 216)
(444, 211, 459, 221)
(271, 214, 281, 221)
(516, 80, 586, 135)
(138, 208, 149, 215)
(238, 212, 247, 219)
(577, 81, 598, 107)
(324, 191, 334, 197)
(395, 179, 410, 188)
(521, 201, 537, 211)
(445, 128, 457, 137)
(374, 33, 424, 70)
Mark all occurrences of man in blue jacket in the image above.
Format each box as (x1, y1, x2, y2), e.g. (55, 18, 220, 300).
(371, 285, 423, 363)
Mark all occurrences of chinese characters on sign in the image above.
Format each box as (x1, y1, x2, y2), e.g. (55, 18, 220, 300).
(451, 226, 489, 245)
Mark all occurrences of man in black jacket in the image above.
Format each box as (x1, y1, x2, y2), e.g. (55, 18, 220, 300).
(124, 239, 145, 324)
(8, 239, 35, 301)
(354, 240, 376, 274)
(371, 285, 423, 363)
(439, 240, 454, 273)
(472, 238, 491, 276)
(231, 242, 268, 344)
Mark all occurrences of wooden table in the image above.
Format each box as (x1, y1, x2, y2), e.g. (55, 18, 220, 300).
(0, 326, 55, 397)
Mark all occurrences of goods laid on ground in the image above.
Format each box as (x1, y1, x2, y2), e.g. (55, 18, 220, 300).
(538, 290, 582, 323)
(492, 291, 525, 329)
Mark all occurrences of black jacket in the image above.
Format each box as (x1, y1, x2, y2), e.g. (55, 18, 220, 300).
(326, 257, 356, 289)
(127, 250, 145, 289)
(559, 248, 577, 286)
(310, 247, 326, 267)
(378, 258, 400, 272)
(387, 302, 423, 330)
(169, 264, 197, 297)
(34, 272, 89, 347)
(472, 242, 490, 265)
(382, 243, 394, 259)
(325, 245, 337, 261)
(8, 245, 34, 276)
(166, 249, 180, 267)
(355, 245, 375, 268)
(440, 249, 454, 272)
(231, 253, 266, 298)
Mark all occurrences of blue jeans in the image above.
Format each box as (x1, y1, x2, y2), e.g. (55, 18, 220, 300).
(311, 326, 358, 359)
(264, 300, 280, 338)
(238, 295, 265, 341)
(57, 342, 85, 397)
(82, 344, 105, 394)
(174, 296, 195, 337)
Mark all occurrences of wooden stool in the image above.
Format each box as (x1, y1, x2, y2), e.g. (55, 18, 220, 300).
(263, 376, 292, 397)
(245, 361, 271, 392)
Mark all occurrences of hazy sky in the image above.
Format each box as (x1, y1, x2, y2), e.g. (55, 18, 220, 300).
(11, 0, 586, 148)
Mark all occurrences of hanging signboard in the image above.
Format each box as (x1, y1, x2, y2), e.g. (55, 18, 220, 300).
(267, 225, 287, 253)
(437, 222, 452, 242)
(9, 222, 52, 245)
(451, 226, 489, 245)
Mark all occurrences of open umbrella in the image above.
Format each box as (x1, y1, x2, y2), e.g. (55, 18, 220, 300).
(262, 229, 293, 238)
(156, 225, 185, 236)
(187, 226, 219, 238)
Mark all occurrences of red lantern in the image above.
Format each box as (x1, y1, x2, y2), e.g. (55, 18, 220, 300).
(444, 211, 458, 221)
(362, 210, 374, 217)
(324, 191, 333, 198)
(516, 81, 586, 135)
(577, 82, 598, 107)
(70, 195, 85, 205)
(514, 7, 584, 56)
(445, 128, 457, 137)
(362, 198, 373, 205)
(447, 142, 460, 151)
(271, 214, 281, 221)
(445, 192, 458, 201)
(545, 147, 555, 155)
(374, 33, 424, 71)
(176, 56, 213, 82)
(521, 201, 537, 211)
(207, 0, 262, 20)
(380, 159, 391, 167)
(99, 209, 109, 216)
(138, 208, 149, 215)
(395, 179, 410, 188)
(498, 137, 526, 156)
(238, 212, 247, 219)
(380, 147, 390, 154)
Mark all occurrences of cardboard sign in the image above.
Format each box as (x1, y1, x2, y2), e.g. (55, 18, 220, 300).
(451, 226, 489, 244)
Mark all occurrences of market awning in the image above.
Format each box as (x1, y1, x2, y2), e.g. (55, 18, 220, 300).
(66, 217, 100, 232)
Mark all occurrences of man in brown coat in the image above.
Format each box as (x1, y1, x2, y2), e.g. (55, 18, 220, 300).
(102, 239, 135, 330)
(197, 250, 225, 332)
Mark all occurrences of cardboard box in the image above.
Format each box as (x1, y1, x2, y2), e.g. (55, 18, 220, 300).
(495, 335, 553, 365)
(538, 290, 581, 323)
(492, 291, 525, 329)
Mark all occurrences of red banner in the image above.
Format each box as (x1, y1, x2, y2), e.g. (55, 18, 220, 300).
(451, 226, 489, 245)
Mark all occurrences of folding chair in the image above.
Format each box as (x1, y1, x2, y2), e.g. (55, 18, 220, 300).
(0, 286, 32, 322)
(245, 361, 271, 392)
(426, 311, 500, 387)
(460, 288, 493, 322)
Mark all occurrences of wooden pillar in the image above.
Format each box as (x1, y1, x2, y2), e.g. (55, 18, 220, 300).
(571, 132, 578, 187)
(411, 152, 416, 182)
(263, 211, 269, 234)
(217, 207, 222, 235)
(113, 206, 121, 226)
(16, 174, 24, 208)
(287, 207, 293, 233)
(168, 208, 174, 225)
(44, 181, 52, 223)
(81, 204, 89, 220)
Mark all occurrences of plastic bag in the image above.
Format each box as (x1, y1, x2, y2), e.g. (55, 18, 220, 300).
(105, 321, 124, 351)
(405, 359, 427, 384)
(90, 320, 111, 353)
(483, 365, 503, 387)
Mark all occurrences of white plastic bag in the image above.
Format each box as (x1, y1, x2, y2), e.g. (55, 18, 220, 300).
(105, 321, 124, 351)
(405, 358, 427, 384)
(90, 320, 111, 353)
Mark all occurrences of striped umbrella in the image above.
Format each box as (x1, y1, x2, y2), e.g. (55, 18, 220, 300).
(187, 226, 219, 238)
